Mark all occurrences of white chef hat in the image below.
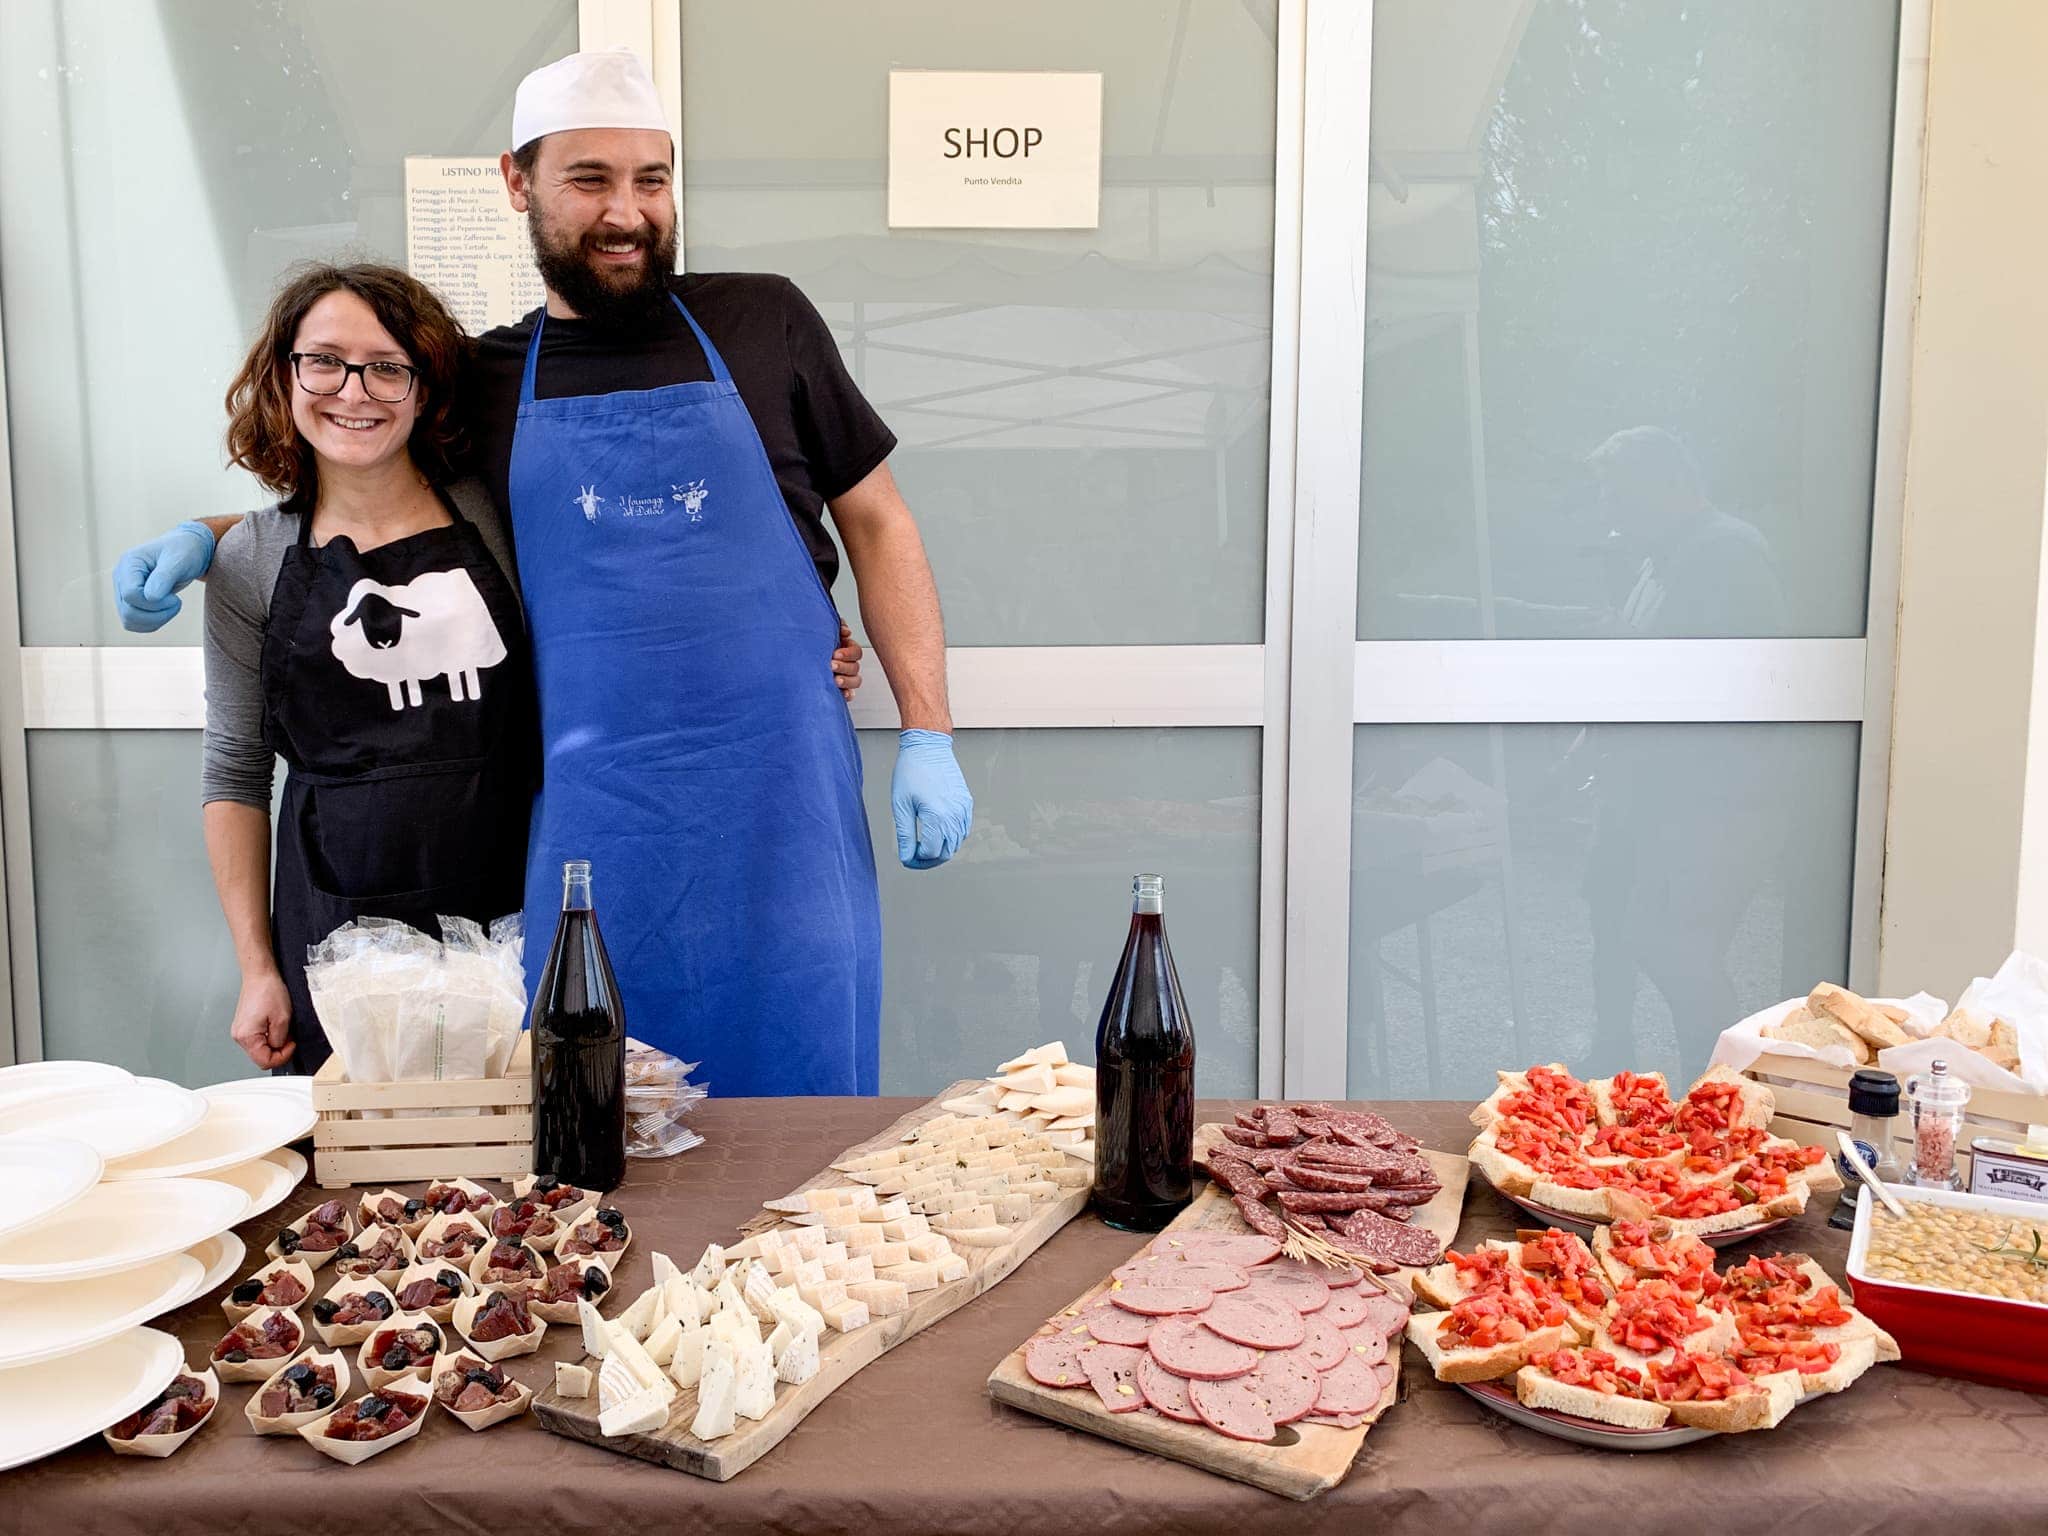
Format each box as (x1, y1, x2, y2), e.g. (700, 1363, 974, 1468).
(512, 49, 667, 152)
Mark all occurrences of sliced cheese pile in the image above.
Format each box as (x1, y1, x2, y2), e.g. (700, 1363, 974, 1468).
(940, 1040, 1097, 1159)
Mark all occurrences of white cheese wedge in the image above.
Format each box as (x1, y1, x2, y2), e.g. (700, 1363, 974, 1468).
(599, 1355, 642, 1413)
(555, 1361, 592, 1398)
(668, 1320, 707, 1389)
(908, 1233, 953, 1261)
(821, 1298, 870, 1333)
(936, 1254, 969, 1283)
(716, 1271, 750, 1320)
(734, 1336, 777, 1421)
(940, 1097, 995, 1117)
(768, 1288, 825, 1338)
(997, 1064, 1057, 1096)
(692, 1243, 726, 1291)
(847, 1278, 909, 1318)
(644, 1314, 684, 1368)
(945, 1225, 1012, 1248)
(775, 1325, 821, 1386)
(692, 1341, 738, 1440)
(664, 1274, 705, 1328)
(651, 1250, 680, 1288)
(578, 1298, 611, 1359)
(881, 1260, 942, 1292)
(617, 1284, 661, 1342)
(743, 1261, 781, 1320)
(600, 1384, 671, 1438)
(840, 1253, 876, 1284)
(1052, 1062, 1095, 1088)
(881, 1215, 929, 1241)
(996, 1041, 1067, 1073)
(603, 1323, 673, 1400)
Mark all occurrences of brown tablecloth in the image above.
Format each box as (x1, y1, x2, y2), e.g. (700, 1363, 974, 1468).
(13, 1099, 2048, 1531)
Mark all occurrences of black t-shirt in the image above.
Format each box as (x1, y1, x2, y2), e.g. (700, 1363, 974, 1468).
(460, 272, 896, 591)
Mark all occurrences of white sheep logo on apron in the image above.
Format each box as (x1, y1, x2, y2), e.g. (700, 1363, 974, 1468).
(329, 570, 508, 710)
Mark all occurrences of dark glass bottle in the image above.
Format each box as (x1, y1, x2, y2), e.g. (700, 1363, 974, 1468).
(1092, 873, 1196, 1231)
(530, 860, 626, 1191)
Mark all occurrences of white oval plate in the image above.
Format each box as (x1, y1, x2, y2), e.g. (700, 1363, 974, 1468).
(167, 1231, 246, 1312)
(0, 1137, 103, 1243)
(190, 1155, 298, 1222)
(0, 1252, 203, 1369)
(0, 1079, 205, 1164)
(201, 1076, 314, 1112)
(0, 1327, 185, 1471)
(0, 1060, 133, 1111)
(263, 1146, 309, 1185)
(1456, 1379, 1716, 1449)
(0, 1178, 249, 1283)
(103, 1093, 316, 1181)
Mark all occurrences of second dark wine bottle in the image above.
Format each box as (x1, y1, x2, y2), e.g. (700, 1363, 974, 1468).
(1091, 872, 1196, 1231)
(530, 859, 626, 1191)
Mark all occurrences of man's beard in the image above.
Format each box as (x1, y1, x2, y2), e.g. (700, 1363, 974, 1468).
(527, 204, 678, 329)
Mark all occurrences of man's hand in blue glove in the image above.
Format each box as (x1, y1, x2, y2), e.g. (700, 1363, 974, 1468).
(111, 521, 217, 632)
(891, 729, 972, 870)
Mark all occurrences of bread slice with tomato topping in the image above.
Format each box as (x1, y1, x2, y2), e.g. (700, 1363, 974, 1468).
(1466, 1129, 1548, 1200)
(1588, 1071, 1674, 1130)
(1590, 1277, 1740, 1370)
(1645, 1351, 1801, 1432)
(1513, 1348, 1672, 1430)
(1405, 1290, 1572, 1384)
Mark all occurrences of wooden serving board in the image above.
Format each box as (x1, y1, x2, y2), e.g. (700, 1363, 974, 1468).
(986, 1134, 1467, 1501)
(533, 1080, 1090, 1480)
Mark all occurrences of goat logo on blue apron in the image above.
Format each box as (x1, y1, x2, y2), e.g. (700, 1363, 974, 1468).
(507, 294, 880, 1095)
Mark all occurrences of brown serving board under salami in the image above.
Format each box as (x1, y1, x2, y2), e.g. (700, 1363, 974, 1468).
(986, 1133, 1466, 1500)
(533, 1080, 1091, 1480)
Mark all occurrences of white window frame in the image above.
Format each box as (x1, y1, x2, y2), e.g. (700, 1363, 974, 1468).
(0, 0, 1926, 1089)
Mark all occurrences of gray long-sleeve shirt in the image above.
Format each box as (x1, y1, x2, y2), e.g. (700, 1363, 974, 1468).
(200, 477, 517, 808)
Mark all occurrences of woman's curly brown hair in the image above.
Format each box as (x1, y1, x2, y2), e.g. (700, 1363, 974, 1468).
(224, 263, 471, 512)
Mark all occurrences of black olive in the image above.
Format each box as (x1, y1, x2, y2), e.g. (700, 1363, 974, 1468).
(334, 1242, 360, 1261)
(464, 1366, 498, 1387)
(310, 1383, 335, 1407)
(360, 1394, 390, 1420)
(436, 1269, 463, 1291)
(532, 1174, 559, 1193)
(275, 1228, 300, 1254)
(381, 1345, 409, 1370)
(229, 1279, 264, 1305)
(369, 1293, 394, 1317)
(312, 1299, 338, 1324)
(223, 1348, 248, 1364)
(583, 1266, 610, 1298)
(596, 1207, 626, 1229)
(403, 1198, 425, 1217)
(283, 1362, 314, 1385)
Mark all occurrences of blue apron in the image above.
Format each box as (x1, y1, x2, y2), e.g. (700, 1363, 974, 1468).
(507, 295, 880, 1095)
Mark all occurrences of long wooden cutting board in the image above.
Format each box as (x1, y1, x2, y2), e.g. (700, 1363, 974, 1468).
(986, 1137, 1467, 1500)
(533, 1080, 1090, 1480)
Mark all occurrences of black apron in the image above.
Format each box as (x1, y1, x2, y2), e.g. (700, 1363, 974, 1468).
(259, 491, 534, 1074)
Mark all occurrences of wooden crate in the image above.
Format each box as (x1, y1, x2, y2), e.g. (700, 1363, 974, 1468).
(1744, 1051, 2048, 1183)
(310, 1034, 533, 1187)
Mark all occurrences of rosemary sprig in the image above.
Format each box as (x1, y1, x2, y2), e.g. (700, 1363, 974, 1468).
(1976, 1223, 2048, 1272)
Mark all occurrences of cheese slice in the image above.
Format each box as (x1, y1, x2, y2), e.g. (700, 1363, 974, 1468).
(600, 1384, 671, 1438)
(617, 1283, 661, 1342)
(692, 1243, 726, 1291)
(1052, 1062, 1095, 1089)
(821, 1298, 870, 1333)
(664, 1274, 706, 1328)
(768, 1288, 825, 1338)
(578, 1299, 611, 1359)
(734, 1336, 777, 1421)
(846, 1279, 908, 1318)
(997, 1041, 1067, 1073)
(880, 1259, 942, 1293)
(651, 1250, 681, 1289)
(935, 1254, 969, 1284)
(644, 1314, 683, 1367)
(598, 1355, 642, 1413)
(1048, 1112, 1095, 1132)
(602, 1322, 673, 1399)
(775, 1325, 820, 1385)
(555, 1361, 593, 1399)
(1031, 1085, 1093, 1118)
(743, 1261, 781, 1320)
(692, 1341, 738, 1440)
(996, 1064, 1057, 1096)
(716, 1271, 751, 1322)
(668, 1321, 707, 1390)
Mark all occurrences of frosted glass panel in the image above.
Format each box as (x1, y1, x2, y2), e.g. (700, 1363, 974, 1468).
(860, 729, 1259, 1097)
(1358, 0, 1897, 640)
(30, 732, 257, 1086)
(1348, 722, 1858, 1101)
(0, 0, 578, 646)
(681, 1, 1275, 645)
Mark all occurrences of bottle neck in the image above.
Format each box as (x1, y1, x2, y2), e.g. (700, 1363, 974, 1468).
(562, 867, 593, 913)
(1131, 873, 1164, 916)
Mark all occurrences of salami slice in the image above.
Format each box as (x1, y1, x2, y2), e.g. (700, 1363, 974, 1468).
(1024, 1331, 1089, 1388)
(1320, 1289, 1372, 1329)
(1300, 1315, 1347, 1371)
(1220, 1124, 1279, 1148)
(1336, 1207, 1444, 1267)
(1233, 1192, 1288, 1239)
(1146, 1232, 1282, 1269)
(1379, 1184, 1440, 1205)
(1147, 1315, 1259, 1380)
(1188, 1376, 1277, 1442)
(1277, 1189, 1387, 1215)
(1202, 1292, 1307, 1350)
(1295, 1141, 1411, 1174)
(1265, 1107, 1301, 1142)
(1243, 1267, 1330, 1314)
(1136, 1353, 1202, 1422)
(1347, 1290, 1414, 1338)
(1076, 1301, 1154, 1347)
(1315, 1352, 1382, 1415)
(1079, 1342, 1148, 1413)
(1335, 1322, 1389, 1368)
(1203, 1152, 1269, 1198)
(1251, 1347, 1323, 1424)
(1279, 1161, 1380, 1194)
(1110, 1283, 1214, 1316)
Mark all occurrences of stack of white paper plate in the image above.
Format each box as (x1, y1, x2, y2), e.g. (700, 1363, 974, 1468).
(0, 1328, 185, 1472)
(0, 1137, 102, 1243)
(103, 1092, 316, 1182)
(0, 1177, 250, 1284)
(0, 1079, 205, 1164)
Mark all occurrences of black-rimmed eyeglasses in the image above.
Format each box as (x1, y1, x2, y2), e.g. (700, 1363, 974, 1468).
(289, 351, 420, 403)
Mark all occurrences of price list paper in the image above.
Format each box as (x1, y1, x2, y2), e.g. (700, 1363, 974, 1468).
(404, 156, 544, 333)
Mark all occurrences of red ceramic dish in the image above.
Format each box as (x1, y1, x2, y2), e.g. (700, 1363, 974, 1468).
(1846, 1184, 2048, 1395)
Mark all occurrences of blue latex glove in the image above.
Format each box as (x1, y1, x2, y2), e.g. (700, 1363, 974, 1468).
(111, 521, 216, 632)
(891, 729, 973, 870)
